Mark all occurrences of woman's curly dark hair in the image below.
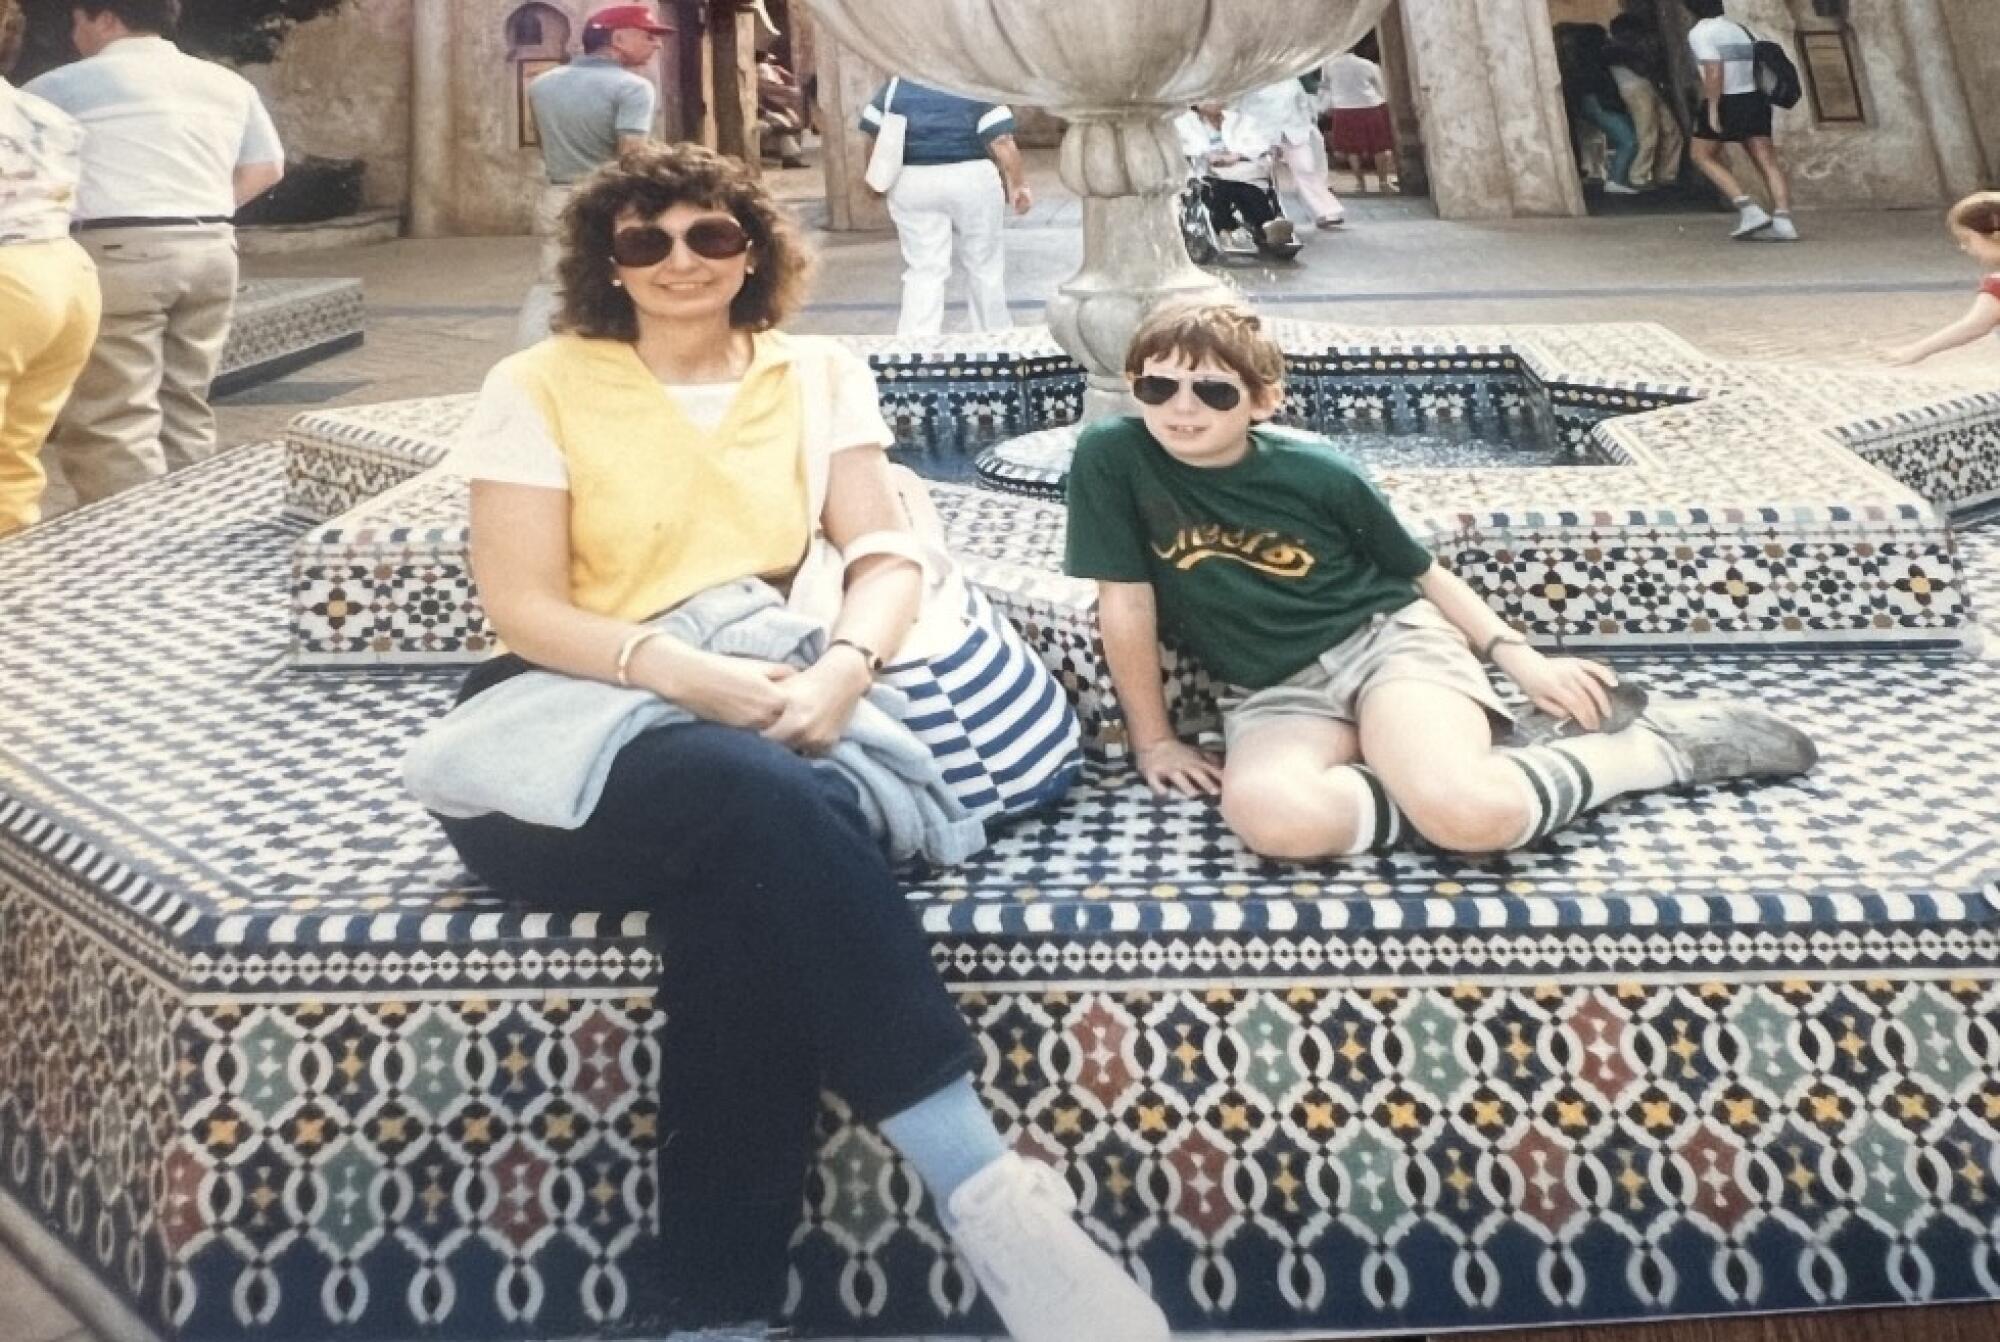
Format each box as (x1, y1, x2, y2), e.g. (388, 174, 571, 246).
(554, 142, 812, 339)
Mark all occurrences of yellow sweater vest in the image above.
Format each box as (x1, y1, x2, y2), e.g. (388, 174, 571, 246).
(501, 332, 810, 623)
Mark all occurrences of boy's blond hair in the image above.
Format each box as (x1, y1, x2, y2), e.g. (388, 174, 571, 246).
(1124, 297, 1286, 399)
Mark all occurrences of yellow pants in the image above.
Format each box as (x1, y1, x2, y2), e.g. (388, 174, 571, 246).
(0, 237, 101, 536)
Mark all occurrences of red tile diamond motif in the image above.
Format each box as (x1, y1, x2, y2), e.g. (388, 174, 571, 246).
(486, 1140, 553, 1253)
(1570, 994, 1638, 1103)
(1681, 1124, 1754, 1233)
(1505, 1127, 1581, 1235)
(1166, 1129, 1236, 1240)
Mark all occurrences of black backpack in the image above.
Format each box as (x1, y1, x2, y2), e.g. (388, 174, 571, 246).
(1747, 27, 1803, 109)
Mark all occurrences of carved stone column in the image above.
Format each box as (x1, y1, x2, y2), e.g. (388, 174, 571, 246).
(815, 33, 891, 232)
(1900, 0, 1985, 199)
(408, 0, 453, 238)
(1046, 114, 1228, 422)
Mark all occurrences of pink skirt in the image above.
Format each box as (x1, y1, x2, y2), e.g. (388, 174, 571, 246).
(1328, 104, 1395, 158)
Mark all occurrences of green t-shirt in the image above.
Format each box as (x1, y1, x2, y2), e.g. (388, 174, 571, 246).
(1064, 417, 1435, 689)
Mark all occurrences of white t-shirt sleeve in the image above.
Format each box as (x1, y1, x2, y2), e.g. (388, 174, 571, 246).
(825, 347, 895, 456)
(1687, 19, 1719, 63)
(446, 368, 570, 489)
(238, 87, 284, 166)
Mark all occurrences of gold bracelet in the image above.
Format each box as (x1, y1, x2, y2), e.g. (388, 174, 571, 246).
(614, 628, 670, 687)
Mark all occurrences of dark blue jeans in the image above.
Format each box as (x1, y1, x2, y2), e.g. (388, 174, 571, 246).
(434, 660, 979, 1326)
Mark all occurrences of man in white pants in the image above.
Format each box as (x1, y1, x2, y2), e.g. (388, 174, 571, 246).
(24, 0, 283, 506)
(517, 3, 664, 346)
(860, 78, 1032, 336)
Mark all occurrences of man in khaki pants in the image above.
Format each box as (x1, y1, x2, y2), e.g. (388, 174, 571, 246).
(24, 0, 284, 506)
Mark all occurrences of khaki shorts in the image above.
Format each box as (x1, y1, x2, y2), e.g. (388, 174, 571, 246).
(1220, 599, 1513, 749)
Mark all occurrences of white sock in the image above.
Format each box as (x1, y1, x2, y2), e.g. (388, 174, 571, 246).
(1325, 764, 1405, 855)
(1500, 727, 1682, 848)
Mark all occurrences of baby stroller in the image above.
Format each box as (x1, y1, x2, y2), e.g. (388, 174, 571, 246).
(1179, 174, 1304, 265)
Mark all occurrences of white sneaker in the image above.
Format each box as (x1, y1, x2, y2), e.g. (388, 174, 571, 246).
(945, 1154, 1169, 1342)
(1603, 180, 1640, 196)
(1763, 214, 1800, 242)
(1731, 204, 1773, 238)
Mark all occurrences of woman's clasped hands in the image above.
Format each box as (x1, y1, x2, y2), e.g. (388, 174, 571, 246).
(648, 642, 870, 755)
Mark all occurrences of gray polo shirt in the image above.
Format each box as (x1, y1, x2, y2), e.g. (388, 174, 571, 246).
(528, 55, 656, 184)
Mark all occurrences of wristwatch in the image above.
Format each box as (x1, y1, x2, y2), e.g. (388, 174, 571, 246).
(1478, 630, 1529, 662)
(827, 636, 884, 673)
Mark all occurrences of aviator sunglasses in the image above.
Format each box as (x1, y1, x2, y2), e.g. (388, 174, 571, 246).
(1130, 373, 1245, 412)
(609, 217, 753, 267)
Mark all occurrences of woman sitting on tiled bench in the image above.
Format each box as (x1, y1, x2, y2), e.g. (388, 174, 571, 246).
(401, 143, 1163, 1342)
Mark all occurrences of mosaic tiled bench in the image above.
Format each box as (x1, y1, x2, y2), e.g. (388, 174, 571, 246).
(286, 324, 1993, 758)
(8, 445, 2000, 1342)
(213, 279, 365, 397)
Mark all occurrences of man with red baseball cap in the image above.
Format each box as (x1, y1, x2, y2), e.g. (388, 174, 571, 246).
(516, 3, 669, 346)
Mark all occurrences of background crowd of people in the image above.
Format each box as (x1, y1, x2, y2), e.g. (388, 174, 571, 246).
(0, 0, 283, 537)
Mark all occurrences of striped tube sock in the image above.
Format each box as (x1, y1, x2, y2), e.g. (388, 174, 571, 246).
(1500, 727, 1682, 847)
(1327, 764, 1406, 855)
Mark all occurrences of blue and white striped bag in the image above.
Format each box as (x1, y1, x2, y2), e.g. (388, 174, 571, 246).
(882, 586, 1083, 823)
(788, 338, 1081, 823)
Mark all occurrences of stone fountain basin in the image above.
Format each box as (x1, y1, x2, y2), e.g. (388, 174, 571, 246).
(799, 0, 1389, 111)
(283, 320, 1991, 761)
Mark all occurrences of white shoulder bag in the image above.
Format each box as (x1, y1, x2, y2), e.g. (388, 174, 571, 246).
(864, 77, 909, 193)
(787, 340, 969, 664)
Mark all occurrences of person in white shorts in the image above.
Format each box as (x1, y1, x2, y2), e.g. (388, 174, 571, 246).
(1683, 0, 1795, 241)
(860, 78, 1032, 336)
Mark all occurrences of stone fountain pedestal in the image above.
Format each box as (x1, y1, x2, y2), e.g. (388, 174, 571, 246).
(797, 0, 1390, 424)
(1045, 114, 1231, 421)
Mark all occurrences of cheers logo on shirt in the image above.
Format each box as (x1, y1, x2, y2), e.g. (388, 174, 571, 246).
(1153, 525, 1317, 578)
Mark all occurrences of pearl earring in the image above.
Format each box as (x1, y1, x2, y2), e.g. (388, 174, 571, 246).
(611, 277, 623, 287)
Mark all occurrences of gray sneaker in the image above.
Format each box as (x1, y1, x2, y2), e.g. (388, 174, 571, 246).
(1503, 680, 1651, 748)
(1637, 699, 1818, 786)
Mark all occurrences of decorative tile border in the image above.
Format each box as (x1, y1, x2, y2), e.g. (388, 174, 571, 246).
(214, 279, 363, 398)
(282, 323, 1992, 688)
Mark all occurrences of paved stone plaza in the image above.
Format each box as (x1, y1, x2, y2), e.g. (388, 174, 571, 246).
(7, 152, 2000, 1342)
(188, 157, 2000, 460)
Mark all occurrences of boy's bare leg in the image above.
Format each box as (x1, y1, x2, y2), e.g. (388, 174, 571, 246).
(1219, 718, 1367, 860)
(1357, 681, 1533, 855)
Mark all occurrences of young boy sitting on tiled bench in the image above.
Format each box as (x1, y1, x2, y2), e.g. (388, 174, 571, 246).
(1066, 295, 1819, 860)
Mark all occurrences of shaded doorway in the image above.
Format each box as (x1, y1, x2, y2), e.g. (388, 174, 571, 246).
(1550, 0, 1711, 216)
